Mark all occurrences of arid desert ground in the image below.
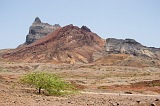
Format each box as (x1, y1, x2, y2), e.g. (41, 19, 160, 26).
(0, 61, 159, 106)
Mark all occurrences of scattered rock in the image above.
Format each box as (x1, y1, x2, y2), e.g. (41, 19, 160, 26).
(2, 90, 6, 93)
(111, 102, 119, 106)
(124, 91, 132, 94)
(155, 98, 159, 101)
(136, 100, 140, 104)
(46, 99, 51, 101)
(67, 101, 71, 103)
(35, 99, 41, 102)
(12, 101, 17, 103)
(88, 101, 94, 105)
(151, 103, 157, 106)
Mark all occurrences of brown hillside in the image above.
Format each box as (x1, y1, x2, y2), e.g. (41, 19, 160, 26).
(94, 53, 160, 67)
(94, 54, 130, 66)
(2, 25, 105, 64)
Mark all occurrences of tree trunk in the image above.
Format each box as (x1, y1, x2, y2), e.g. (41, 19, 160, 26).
(39, 87, 41, 94)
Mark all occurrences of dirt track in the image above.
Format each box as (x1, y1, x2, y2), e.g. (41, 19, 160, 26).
(81, 91, 160, 97)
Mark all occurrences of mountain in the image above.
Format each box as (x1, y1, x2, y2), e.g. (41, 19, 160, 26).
(1, 17, 160, 67)
(18, 17, 61, 47)
(2, 24, 105, 64)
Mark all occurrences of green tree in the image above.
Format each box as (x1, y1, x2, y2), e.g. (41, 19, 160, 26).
(20, 72, 75, 96)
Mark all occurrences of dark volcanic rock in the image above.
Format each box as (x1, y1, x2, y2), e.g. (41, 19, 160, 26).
(34, 17, 41, 23)
(105, 38, 160, 59)
(81, 26, 91, 32)
(19, 17, 61, 47)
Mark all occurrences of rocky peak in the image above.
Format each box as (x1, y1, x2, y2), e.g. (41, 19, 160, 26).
(19, 17, 61, 47)
(34, 17, 41, 23)
(54, 24, 61, 28)
(56, 25, 104, 48)
(124, 39, 140, 45)
(81, 25, 91, 32)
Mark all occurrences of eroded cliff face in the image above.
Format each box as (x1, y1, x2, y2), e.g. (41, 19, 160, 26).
(19, 17, 61, 47)
(92, 38, 160, 67)
(105, 38, 160, 59)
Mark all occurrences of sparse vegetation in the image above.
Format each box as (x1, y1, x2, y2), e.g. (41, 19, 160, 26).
(98, 86, 106, 89)
(146, 80, 160, 87)
(131, 80, 160, 87)
(20, 72, 76, 96)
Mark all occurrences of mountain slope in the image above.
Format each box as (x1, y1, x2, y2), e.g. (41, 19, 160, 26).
(2, 25, 105, 64)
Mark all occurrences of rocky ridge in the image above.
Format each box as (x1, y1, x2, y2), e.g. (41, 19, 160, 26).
(105, 38, 160, 59)
(92, 38, 160, 67)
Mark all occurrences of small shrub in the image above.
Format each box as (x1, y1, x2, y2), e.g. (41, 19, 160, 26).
(20, 72, 76, 96)
(98, 86, 106, 89)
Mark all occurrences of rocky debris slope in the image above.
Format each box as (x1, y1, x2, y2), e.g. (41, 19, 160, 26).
(2, 25, 105, 63)
(19, 17, 61, 47)
(105, 38, 160, 59)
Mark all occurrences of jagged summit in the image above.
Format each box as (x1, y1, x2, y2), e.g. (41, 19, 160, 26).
(54, 24, 61, 27)
(18, 17, 61, 47)
(34, 17, 41, 23)
(81, 26, 91, 32)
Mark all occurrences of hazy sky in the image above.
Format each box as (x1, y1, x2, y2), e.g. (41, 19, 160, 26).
(0, 0, 160, 49)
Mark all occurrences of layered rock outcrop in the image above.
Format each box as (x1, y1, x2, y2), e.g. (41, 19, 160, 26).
(19, 17, 61, 47)
(105, 38, 160, 59)
(81, 26, 91, 32)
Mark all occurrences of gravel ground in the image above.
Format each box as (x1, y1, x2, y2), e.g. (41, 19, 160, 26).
(0, 63, 160, 106)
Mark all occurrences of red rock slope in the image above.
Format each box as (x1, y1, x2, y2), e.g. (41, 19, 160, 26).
(2, 25, 105, 64)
